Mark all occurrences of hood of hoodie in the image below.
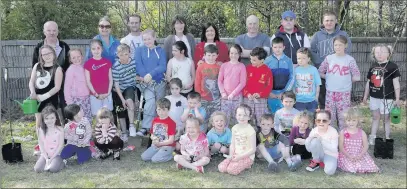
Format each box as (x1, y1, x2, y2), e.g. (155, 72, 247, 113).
(140, 45, 162, 59)
(276, 25, 301, 35)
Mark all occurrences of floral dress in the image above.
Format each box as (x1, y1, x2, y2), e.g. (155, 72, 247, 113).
(338, 128, 379, 173)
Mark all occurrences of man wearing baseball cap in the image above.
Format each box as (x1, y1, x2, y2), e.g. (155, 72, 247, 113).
(270, 10, 310, 65)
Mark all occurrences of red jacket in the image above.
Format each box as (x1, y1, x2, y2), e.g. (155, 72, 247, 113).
(243, 64, 273, 98)
(193, 41, 230, 68)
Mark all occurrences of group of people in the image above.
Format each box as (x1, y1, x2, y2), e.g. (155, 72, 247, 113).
(28, 9, 401, 176)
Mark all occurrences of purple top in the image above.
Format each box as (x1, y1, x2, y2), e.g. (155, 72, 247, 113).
(289, 126, 311, 146)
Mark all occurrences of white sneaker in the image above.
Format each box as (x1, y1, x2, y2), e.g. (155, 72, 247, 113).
(129, 125, 137, 137)
(369, 135, 376, 145)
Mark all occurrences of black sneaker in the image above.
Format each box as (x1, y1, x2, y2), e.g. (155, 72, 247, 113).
(136, 128, 148, 136)
(100, 149, 113, 160)
(306, 160, 320, 172)
(113, 151, 120, 160)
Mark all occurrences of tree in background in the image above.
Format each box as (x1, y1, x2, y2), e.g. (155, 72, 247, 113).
(1, 0, 109, 40)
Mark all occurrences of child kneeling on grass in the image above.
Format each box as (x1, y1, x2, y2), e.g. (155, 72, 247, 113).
(141, 98, 176, 163)
(60, 104, 92, 165)
(174, 117, 210, 173)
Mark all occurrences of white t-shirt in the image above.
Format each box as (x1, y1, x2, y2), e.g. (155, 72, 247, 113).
(320, 54, 360, 92)
(165, 95, 188, 130)
(120, 34, 144, 56)
(174, 35, 192, 58)
(169, 57, 194, 93)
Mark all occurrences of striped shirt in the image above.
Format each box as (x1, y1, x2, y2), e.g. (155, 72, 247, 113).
(112, 58, 137, 91)
(94, 123, 118, 144)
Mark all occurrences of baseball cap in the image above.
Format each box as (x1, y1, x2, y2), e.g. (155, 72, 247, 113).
(282, 10, 296, 19)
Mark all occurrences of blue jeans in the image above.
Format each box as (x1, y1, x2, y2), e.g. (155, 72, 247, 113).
(294, 100, 318, 113)
(305, 138, 337, 175)
(266, 144, 282, 161)
(141, 145, 174, 163)
(137, 81, 166, 130)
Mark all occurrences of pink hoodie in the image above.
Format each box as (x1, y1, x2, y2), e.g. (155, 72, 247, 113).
(64, 64, 90, 104)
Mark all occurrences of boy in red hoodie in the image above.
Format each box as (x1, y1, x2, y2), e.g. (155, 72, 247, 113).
(243, 47, 273, 128)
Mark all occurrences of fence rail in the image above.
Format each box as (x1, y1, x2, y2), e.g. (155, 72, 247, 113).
(1, 37, 406, 118)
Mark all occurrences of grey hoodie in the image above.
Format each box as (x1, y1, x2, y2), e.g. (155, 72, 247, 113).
(310, 24, 352, 68)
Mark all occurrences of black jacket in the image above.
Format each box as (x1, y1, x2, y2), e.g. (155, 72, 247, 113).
(32, 40, 71, 72)
(272, 25, 308, 65)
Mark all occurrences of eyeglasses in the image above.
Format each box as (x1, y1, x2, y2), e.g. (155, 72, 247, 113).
(99, 25, 111, 29)
(315, 119, 329, 123)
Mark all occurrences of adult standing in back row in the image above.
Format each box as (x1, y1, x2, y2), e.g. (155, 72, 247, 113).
(235, 15, 271, 65)
(32, 21, 71, 122)
(164, 15, 196, 62)
(270, 10, 310, 65)
(121, 14, 144, 57)
(310, 11, 352, 109)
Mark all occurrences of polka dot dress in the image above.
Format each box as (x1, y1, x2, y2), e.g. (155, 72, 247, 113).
(338, 128, 379, 173)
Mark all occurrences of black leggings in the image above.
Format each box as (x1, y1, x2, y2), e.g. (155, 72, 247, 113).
(94, 136, 124, 153)
(292, 144, 312, 160)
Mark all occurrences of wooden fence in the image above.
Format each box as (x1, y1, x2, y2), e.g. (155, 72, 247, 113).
(1, 37, 406, 117)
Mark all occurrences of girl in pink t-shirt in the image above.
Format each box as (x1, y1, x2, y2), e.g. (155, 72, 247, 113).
(64, 48, 92, 121)
(218, 44, 247, 126)
(34, 106, 65, 173)
(174, 117, 210, 174)
(84, 39, 113, 116)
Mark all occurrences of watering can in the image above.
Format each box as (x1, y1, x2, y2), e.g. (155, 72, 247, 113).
(390, 106, 401, 124)
(14, 97, 40, 115)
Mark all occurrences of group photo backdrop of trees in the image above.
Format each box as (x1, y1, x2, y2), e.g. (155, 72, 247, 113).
(1, 0, 407, 40)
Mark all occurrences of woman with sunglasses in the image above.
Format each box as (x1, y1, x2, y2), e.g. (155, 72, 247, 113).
(85, 16, 121, 65)
(304, 109, 338, 175)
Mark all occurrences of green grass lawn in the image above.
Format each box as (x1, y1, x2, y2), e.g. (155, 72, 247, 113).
(1, 106, 406, 188)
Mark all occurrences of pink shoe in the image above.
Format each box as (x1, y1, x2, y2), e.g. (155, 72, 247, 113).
(33, 144, 40, 156)
(196, 166, 204, 174)
(176, 163, 183, 170)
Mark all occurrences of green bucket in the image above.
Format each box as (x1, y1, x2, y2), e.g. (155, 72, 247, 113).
(390, 107, 401, 124)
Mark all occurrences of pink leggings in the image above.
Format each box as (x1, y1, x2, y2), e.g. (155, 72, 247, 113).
(325, 91, 351, 130)
(218, 157, 253, 175)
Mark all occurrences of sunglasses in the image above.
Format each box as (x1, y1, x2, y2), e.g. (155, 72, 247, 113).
(315, 119, 329, 123)
(99, 25, 111, 29)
